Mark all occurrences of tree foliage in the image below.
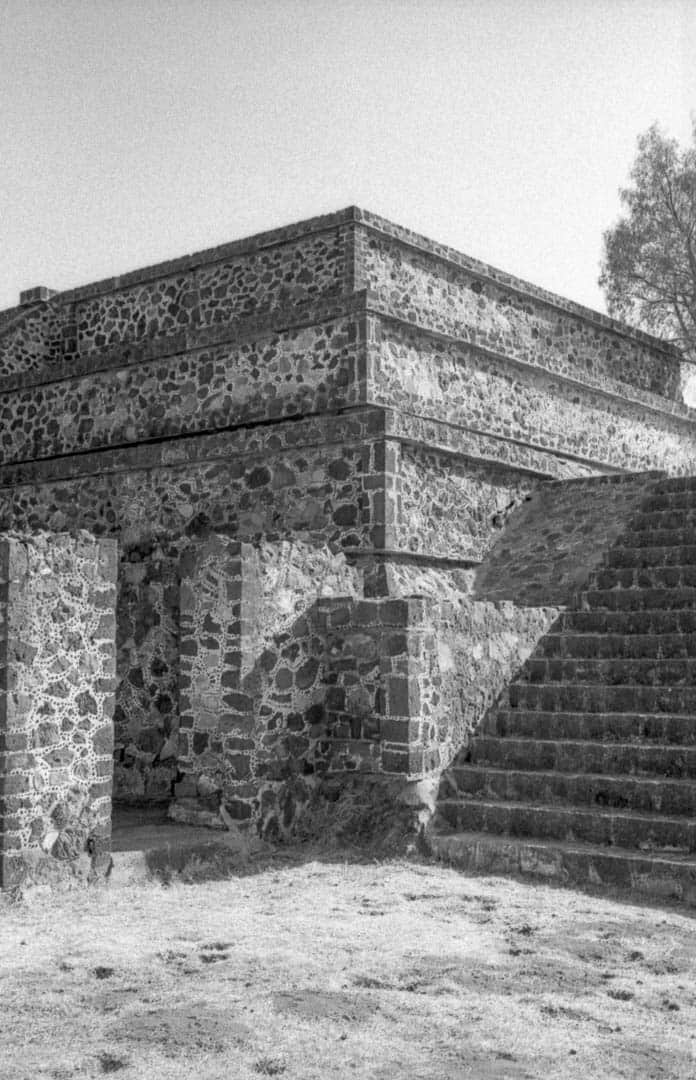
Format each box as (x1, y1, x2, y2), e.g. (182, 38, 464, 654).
(600, 122, 696, 358)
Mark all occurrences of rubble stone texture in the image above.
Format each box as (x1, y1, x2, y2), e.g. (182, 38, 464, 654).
(0, 531, 117, 888)
(0, 208, 695, 873)
(173, 544, 561, 837)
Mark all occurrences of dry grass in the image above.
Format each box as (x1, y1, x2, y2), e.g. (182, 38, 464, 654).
(1, 850, 695, 1079)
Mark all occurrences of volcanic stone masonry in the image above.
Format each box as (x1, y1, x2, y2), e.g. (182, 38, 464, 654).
(0, 531, 117, 889)
(0, 207, 694, 846)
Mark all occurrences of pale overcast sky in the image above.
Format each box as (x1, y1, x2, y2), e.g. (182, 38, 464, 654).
(1, 0, 694, 314)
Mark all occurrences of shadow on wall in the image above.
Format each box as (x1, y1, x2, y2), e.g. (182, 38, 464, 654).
(113, 539, 184, 806)
(116, 471, 666, 845)
(169, 534, 563, 842)
(428, 468, 671, 788)
(111, 534, 363, 810)
(472, 472, 665, 607)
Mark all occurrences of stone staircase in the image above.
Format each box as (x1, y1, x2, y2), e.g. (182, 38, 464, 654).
(429, 475, 696, 907)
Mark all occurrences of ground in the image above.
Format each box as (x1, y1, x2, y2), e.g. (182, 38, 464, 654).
(1, 850, 694, 1080)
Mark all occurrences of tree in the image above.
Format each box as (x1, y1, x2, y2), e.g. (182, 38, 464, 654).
(600, 122, 696, 359)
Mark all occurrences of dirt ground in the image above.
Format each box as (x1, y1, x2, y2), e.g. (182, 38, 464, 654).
(0, 849, 694, 1080)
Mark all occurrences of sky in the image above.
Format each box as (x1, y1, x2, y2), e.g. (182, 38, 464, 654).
(1, 0, 694, 315)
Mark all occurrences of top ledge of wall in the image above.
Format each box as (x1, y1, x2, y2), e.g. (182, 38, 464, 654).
(19, 286, 58, 306)
(0, 203, 682, 359)
(13, 208, 362, 309)
(541, 469, 667, 488)
(353, 208, 683, 359)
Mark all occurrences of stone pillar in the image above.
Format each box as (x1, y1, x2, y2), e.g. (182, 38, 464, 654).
(320, 596, 442, 779)
(174, 535, 257, 825)
(0, 532, 118, 890)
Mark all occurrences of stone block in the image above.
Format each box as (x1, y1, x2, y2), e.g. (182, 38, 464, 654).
(379, 599, 410, 626)
(325, 686, 345, 711)
(381, 748, 410, 774)
(19, 285, 57, 305)
(226, 754, 252, 780)
(386, 676, 420, 716)
(380, 717, 420, 743)
(353, 600, 380, 625)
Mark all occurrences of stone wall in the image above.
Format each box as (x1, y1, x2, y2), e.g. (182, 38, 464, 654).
(322, 595, 559, 782)
(171, 536, 561, 837)
(0, 410, 392, 802)
(355, 209, 683, 401)
(392, 442, 535, 560)
(113, 541, 181, 804)
(0, 214, 353, 383)
(72, 224, 349, 353)
(430, 598, 560, 762)
(382, 409, 600, 482)
(474, 472, 664, 605)
(0, 303, 62, 379)
(173, 536, 362, 834)
(1, 206, 693, 817)
(0, 531, 117, 889)
(175, 535, 252, 823)
(372, 318, 696, 476)
(0, 307, 365, 464)
(0, 410, 387, 549)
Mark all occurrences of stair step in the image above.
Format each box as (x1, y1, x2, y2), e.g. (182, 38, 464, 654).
(436, 799, 695, 852)
(468, 737, 696, 778)
(640, 491, 696, 511)
(632, 509, 696, 531)
(654, 476, 696, 494)
(508, 682, 696, 713)
(623, 528, 696, 548)
(486, 709, 696, 744)
(559, 609, 696, 634)
(429, 472, 696, 907)
(521, 657, 696, 685)
(537, 631, 696, 660)
(578, 586, 696, 610)
(640, 490, 696, 512)
(591, 566, 696, 589)
(443, 765, 696, 815)
(606, 545, 696, 569)
(427, 831, 696, 907)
